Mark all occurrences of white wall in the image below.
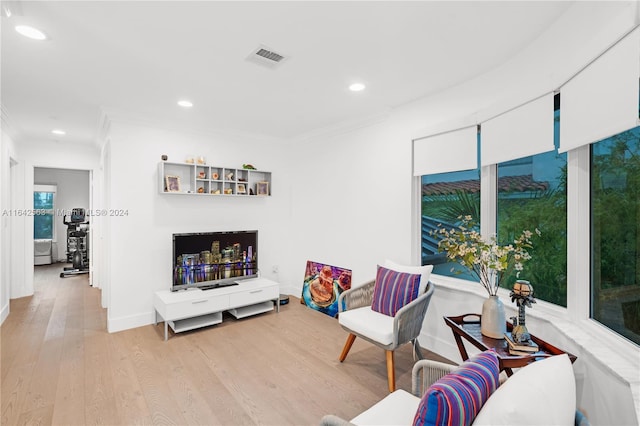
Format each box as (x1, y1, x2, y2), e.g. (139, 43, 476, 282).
(282, 116, 414, 290)
(101, 121, 292, 332)
(0, 130, 17, 324)
(34, 168, 90, 262)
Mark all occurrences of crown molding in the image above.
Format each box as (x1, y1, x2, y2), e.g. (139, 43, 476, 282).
(1, 104, 20, 143)
(99, 107, 283, 145)
(289, 109, 392, 145)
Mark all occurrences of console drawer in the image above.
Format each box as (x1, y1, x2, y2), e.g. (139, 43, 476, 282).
(229, 285, 278, 308)
(165, 295, 229, 320)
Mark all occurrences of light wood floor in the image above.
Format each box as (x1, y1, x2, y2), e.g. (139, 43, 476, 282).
(1, 264, 451, 425)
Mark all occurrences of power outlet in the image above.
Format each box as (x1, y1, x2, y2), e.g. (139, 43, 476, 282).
(272, 265, 279, 274)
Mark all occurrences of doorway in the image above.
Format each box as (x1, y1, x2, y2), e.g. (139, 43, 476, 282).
(33, 167, 91, 279)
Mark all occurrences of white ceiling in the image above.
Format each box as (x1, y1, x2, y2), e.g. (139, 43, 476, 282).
(1, 1, 575, 145)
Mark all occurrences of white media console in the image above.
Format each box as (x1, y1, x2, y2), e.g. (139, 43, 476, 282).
(154, 277, 280, 340)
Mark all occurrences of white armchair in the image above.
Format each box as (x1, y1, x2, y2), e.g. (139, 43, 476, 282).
(337, 273, 435, 393)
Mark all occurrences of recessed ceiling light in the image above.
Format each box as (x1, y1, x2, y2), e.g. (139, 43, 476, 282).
(51, 129, 66, 135)
(349, 83, 366, 92)
(15, 25, 47, 41)
(177, 100, 193, 108)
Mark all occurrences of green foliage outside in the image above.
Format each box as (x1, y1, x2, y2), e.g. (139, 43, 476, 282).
(497, 168, 567, 307)
(421, 129, 639, 344)
(591, 132, 640, 344)
(422, 164, 568, 306)
(33, 191, 54, 240)
(592, 133, 640, 290)
(422, 189, 480, 224)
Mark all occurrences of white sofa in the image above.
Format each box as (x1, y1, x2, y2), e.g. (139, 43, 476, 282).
(320, 354, 588, 426)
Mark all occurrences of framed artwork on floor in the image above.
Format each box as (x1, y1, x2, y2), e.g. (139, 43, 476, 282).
(301, 260, 352, 318)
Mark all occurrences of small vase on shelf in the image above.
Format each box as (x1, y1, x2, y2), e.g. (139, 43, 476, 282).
(481, 295, 506, 339)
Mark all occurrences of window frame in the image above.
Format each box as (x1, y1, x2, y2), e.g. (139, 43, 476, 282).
(33, 184, 57, 241)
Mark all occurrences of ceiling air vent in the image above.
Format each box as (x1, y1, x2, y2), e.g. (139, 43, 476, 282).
(246, 45, 289, 69)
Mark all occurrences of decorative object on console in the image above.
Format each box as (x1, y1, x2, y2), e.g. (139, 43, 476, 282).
(432, 215, 540, 339)
(509, 279, 536, 344)
(197, 156, 206, 165)
(242, 163, 257, 170)
(161, 154, 168, 161)
(237, 184, 246, 194)
(165, 175, 180, 192)
(301, 260, 352, 318)
(504, 332, 538, 354)
(197, 187, 204, 193)
(225, 171, 234, 180)
(198, 171, 206, 179)
(212, 172, 219, 180)
(481, 295, 506, 340)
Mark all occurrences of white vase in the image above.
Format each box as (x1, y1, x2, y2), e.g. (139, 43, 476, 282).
(481, 295, 506, 339)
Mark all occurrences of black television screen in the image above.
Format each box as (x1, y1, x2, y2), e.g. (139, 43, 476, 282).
(172, 230, 258, 291)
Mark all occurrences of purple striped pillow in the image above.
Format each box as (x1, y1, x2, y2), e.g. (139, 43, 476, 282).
(413, 350, 500, 426)
(371, 265, 421, 317)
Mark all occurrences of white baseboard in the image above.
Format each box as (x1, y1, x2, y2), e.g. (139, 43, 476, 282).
(108, 311, 155, 333)
(0, 301, 9, 326)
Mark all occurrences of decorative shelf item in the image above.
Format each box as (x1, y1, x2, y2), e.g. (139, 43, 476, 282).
(159, 161, 271, 196)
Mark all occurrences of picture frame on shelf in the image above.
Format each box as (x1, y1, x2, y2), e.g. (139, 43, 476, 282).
(165, 175, 181, 192)
(237, 184, 247, 194)
(256, 181, 269, 196)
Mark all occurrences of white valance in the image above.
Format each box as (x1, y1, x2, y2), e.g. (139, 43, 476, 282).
(559, 27, 640, 153)
(481, 93, 555, 166)
(413, 126, 477, 176)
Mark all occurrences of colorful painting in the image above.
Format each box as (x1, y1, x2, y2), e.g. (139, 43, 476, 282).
(301, 260, 352, 318)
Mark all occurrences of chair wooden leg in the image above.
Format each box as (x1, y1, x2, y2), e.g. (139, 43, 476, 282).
(339, 333, 357, 362)
(386, 350, 396, 392)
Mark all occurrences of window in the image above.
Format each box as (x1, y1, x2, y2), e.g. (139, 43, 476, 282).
(416, 96, 639, 346)
(496, 108, 568, 306)
(34, 186, 56, 240)
(421, 169, 480, 277)
(591, 127, 640, 345)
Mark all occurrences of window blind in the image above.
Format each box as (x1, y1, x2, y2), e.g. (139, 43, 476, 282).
(413, 126, 477, 176)
(559, 27, 640, 153)
(481, 93, 555, 166)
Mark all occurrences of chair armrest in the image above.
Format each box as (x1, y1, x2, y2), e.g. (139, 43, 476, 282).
(411, 359, 457, 397)
(338, 280, 375, 312)
(393, 282, 435, 346)
(319, 414, 355, 426)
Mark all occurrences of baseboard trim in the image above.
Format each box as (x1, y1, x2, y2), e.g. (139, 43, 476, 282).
(108, 311, 154, 333)
(0, 301, 9, 326)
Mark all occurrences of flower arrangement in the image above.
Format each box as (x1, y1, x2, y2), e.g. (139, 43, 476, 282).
(433, 216, 540, 296)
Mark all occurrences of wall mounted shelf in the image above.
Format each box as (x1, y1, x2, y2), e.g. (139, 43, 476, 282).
(159, 161, 271, 196)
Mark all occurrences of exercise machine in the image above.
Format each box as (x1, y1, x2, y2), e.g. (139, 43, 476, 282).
(60, 207, 90, 278)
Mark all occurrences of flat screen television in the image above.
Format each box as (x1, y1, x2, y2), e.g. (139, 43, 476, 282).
(172, 230, 258, 291)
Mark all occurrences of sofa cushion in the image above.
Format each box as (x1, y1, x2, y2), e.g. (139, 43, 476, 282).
(472, 354, 575, 426)
(338, 306, 394, 346)
(371, 265, 421, 317)
(350, 389, 420, 426)
(413, 350, 500, 426)
(383, 259, 433, 295)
